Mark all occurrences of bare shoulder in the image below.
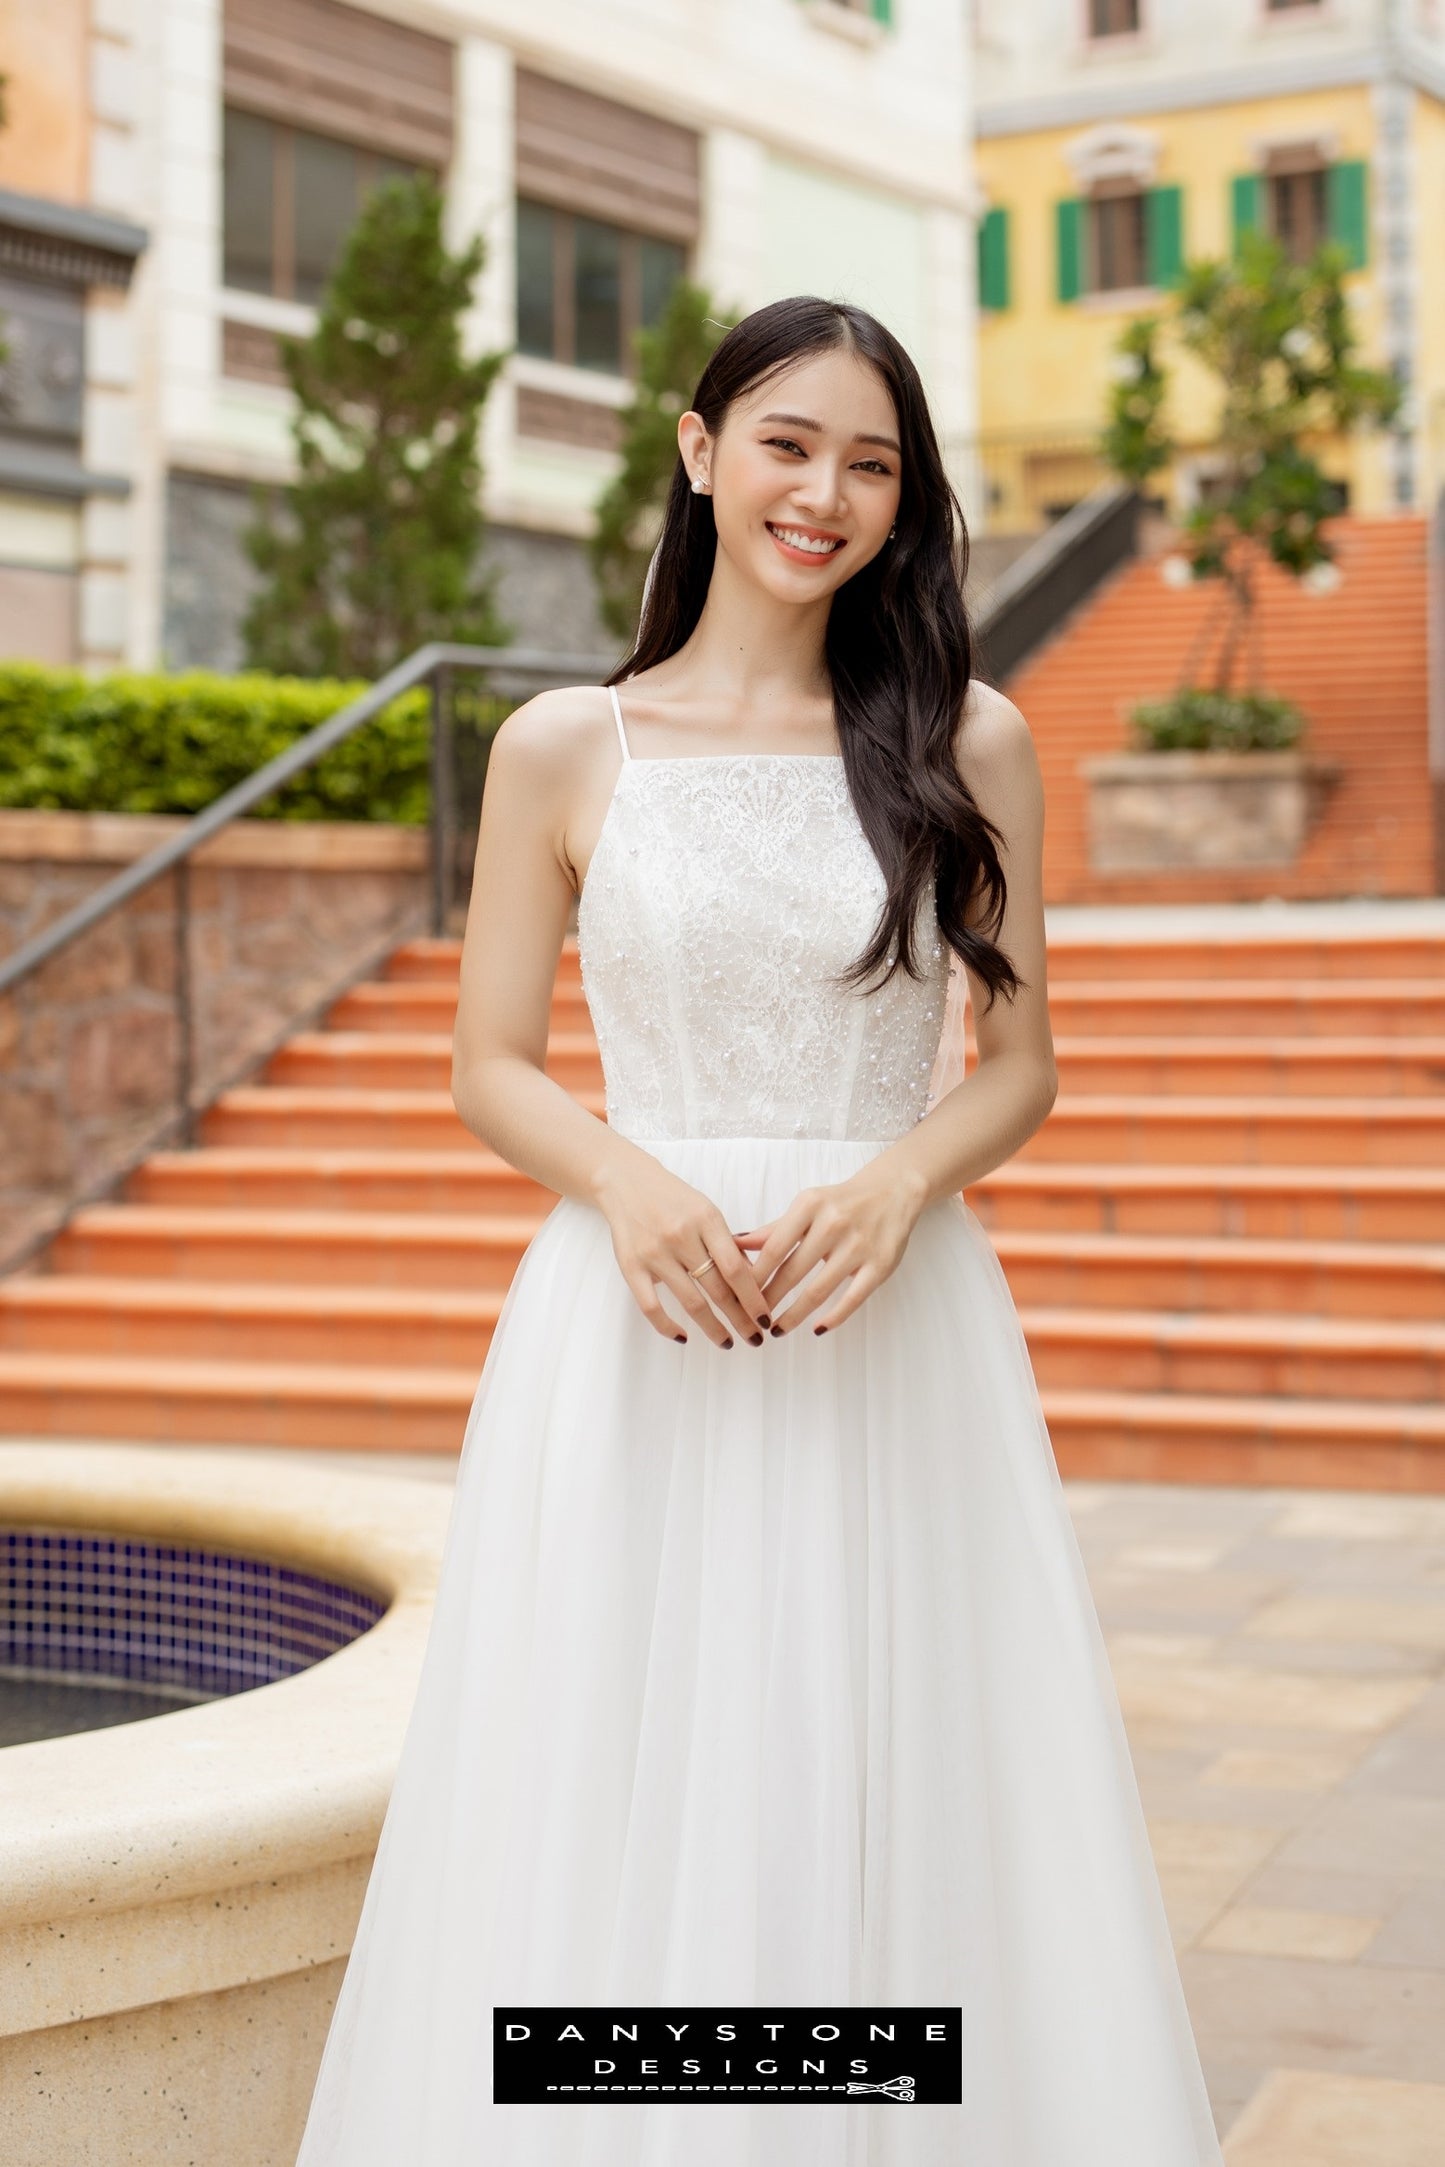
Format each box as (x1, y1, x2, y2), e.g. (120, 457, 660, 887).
(485, 683, 616, 794)
(952, 678, 1040, 798)
(955, 678, 1033, 764)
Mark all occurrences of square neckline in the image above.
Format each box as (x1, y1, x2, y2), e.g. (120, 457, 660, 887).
(607, 683, 844, 765)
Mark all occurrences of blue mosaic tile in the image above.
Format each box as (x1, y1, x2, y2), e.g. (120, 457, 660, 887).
(0, 1526, 387, 1700)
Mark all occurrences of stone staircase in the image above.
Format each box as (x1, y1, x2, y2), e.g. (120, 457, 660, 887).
(1, 921, 1443, 1489)
(1006, 513, 1437, 906)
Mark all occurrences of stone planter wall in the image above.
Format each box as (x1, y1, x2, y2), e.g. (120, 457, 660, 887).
(0, 809, 429, 1269)
(1079, 750, 1344, 874)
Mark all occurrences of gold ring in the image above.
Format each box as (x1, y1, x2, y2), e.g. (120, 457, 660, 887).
(687, 1256, 719, 1280)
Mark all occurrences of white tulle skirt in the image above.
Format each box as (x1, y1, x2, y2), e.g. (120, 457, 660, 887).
(294, 1135, 1224, 2167)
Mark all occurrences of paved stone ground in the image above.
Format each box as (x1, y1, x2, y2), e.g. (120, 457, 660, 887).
(43, 1443, 1445, 2163)
(1056, 1476, 1445, 2166)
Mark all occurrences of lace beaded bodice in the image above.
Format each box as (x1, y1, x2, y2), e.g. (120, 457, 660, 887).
(575, 685, 954, 1142)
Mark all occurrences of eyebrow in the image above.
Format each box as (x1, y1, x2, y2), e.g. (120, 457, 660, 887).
(755, 410, 901, 455)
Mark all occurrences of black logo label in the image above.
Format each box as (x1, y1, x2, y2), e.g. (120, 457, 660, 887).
(493, 2005, 962, 2105)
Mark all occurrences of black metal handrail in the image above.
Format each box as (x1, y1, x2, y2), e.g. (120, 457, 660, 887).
(0, 643, 613, 1270)
(0, 641, 614, 999)
(972, 482, 1142, 686)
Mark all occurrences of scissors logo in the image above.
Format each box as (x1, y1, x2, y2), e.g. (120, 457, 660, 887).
(845, 2074, 915, 2102)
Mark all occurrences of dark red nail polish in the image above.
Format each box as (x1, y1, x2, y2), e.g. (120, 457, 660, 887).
(721, 1336, 734, 1349)
(814, 1324, 827, 1335)
(748, 1332, 764, 1346)
(758, 1313, 771, 1328)
(769, 1324, 783, 1337)
(674, 1332, 686, 1343)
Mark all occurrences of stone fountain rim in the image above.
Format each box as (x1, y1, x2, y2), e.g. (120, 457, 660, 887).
(0, 1441, 451, 1929)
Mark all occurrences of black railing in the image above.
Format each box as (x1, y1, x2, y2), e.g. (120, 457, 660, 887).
(0, 642, 612, 1002)
(0, 642, 613, 1273)
(972, 482, 1143, 687)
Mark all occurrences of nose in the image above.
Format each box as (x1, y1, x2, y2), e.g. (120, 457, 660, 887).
(790, 457, 848, 520)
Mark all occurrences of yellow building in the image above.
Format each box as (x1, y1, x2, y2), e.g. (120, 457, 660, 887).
(971, 0, 1438, 537)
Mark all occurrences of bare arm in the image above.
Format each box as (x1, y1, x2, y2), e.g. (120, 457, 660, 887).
(449, 691, 641, 1208)
(870, 678, 1059, 1210)
(740, 681, 1059, 1333)
(450, 689, 769, 1348)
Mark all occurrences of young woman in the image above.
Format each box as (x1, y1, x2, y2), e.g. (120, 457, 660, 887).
(295, 296, 1225, 2166)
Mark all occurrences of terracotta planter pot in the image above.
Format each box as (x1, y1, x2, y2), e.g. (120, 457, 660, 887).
(1078, 748, 1344, 872)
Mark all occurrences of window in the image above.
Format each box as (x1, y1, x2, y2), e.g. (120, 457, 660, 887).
(1056, 184, 1182, 299)
(1093, 190, 1147, 290)
(515, 199, 686, 377)
(1231, 160, 1367, 269)
(1268, 166, 1327, 263)
(222, 106, 427, 303)
(1089, 0, 1141, 32)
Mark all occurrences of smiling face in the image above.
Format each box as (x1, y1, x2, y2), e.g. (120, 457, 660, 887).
(682, 346, 903, 602)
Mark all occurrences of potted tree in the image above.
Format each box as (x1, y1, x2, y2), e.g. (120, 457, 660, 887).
(1082, 226, 1403, 872)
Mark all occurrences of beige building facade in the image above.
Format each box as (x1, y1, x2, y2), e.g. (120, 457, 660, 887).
(0, 0, 977, 672)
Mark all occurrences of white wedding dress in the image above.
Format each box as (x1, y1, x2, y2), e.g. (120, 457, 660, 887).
(293, 685, 1225, 2166)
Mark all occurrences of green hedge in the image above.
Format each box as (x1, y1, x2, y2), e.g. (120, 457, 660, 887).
(1127, 686, 1307, 753)
(0, 662, 461, 823)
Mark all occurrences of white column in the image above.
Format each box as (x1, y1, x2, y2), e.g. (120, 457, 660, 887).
(923, 202, 976, 515)
(82, 0, 145, 667)
(453, 35, 518, 521)
(698, 128, 767, 322)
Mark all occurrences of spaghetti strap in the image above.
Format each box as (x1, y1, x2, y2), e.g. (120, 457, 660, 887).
(607, 683, 632, 763)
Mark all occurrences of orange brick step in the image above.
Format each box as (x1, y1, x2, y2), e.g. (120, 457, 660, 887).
(48, 1206, 543, 1291)
(0, 1350, 476, 1452)
(1038, 1389, 1445, 1493)
(386, 929, 1445, 985)
(45, 1205, 1445, 1319)
(332, 977, 1445, 1040)
(263, 1028, 1445, 1099)
(128, 1148, 556, 1217)
(3, 1277, 1437, 1409)
(0, 1276, 500, 1368)
(0, 1350, 1437, 1483)
(198, 1086, 1445, 1167)
(126, 1149, 1445, 1244)
(971, 1163, 1445, 1242)
(6, 906, 1443, 1485)
(991, 1230, 1445, 1320)
(329, 981, 593, 1033)
(1019, 1305, 1445, 1403)
(1015, 1097, 1445, 1167)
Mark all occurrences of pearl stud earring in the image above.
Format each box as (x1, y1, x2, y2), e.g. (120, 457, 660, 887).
(692, 475, 708, 493)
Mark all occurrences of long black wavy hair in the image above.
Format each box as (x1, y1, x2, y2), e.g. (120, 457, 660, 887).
(606, 294, 1022, 1015)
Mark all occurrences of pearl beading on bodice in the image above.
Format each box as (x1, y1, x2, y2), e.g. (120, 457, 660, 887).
(575, 690, 952, 1142)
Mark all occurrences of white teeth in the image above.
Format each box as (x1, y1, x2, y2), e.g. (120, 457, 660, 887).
(769, 524, 843, 555)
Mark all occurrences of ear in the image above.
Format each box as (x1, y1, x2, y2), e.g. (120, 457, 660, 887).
(677, 409, 711, 484)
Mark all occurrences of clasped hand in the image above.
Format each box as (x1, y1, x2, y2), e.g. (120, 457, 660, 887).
(603, 1155, 927, 1349)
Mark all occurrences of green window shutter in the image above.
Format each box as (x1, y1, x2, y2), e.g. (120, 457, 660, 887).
(1230, 172, 1262, 256)
(1325, 158, 1368, 268)
(1145, 183, 1183, 288)
(978, 206, 1010, 310)
(1056, 197, 1082, 302)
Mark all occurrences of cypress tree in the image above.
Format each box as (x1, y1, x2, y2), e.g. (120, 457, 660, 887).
(242, 174, 511, 678)
(589, 281, 737, 640)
